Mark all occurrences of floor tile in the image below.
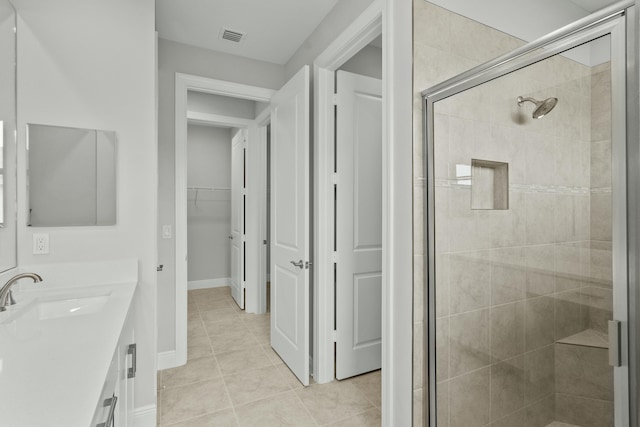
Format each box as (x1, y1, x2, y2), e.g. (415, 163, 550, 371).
(224, 365, 292, 406)
(161, 287, 383, 426)
(188, 318, 207, 339)
(216, 346, 272, 375)
(197, 298, 234, 312)
(203, 318, 251, 337)
(276, 363, 304, 390)
(262, 344, 284, 365)
(240, 313, 270, 329)
(210, 331, 260, 354)
(200, 308, 239, 323)
(187, 335, 213, 360)
(160, 378, 231, 425)
(234, 390, 317, 426)
(163, 408, 238, 426)
(350, 370, 382, 408)
(162, 356, 221, 389)
(328, 408, 382, 426)
(296, 380, 373, 425)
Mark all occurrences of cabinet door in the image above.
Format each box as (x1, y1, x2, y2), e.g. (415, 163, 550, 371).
(124, 312, 136, 426)
(91, 348, 119, 427)
(117, 309, 135, 427)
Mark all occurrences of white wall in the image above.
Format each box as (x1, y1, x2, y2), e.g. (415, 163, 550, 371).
(14, 0, 157, 417)
(187, 124, 231, 282)
(0, 0, 16, 273)
(157, 38, 285, 353)
(188, 91, 256, 119)
(284, 0, 376, 79)
(339, 44, 383, 79)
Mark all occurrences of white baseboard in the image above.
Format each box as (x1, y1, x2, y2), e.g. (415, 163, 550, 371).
(157, 350, 178, 370)
(187, 277, 231, 290)
(133, 404, 157, 427)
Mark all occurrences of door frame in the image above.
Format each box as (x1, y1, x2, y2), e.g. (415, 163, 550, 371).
(253, 109, 271, 315)
(314, 0, 414, 424)
(169, 73, 274, 369)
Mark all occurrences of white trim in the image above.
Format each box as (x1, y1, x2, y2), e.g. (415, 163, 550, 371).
(187, 278, 231, 290)
(315, 1, 383, 69)
(313, 0, 413, 424)
(157, 350, 177, 370)
(132, 404, 157, 427)
(252, 107, 272, 315)
(187, 111, 253, 128)
(382, 0, 413, 424)
(173, 73, 276, 369)
(176, 73, 275, 102)
(312, 0, 383, 385)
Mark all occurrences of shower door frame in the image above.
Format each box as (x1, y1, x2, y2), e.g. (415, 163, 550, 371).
(421, 1, 639, 425)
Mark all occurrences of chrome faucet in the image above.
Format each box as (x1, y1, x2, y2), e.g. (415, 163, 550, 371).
(0, 273, 43, 312)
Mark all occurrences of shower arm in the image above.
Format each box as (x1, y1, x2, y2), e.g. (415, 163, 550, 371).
(517, 96, 538, 106)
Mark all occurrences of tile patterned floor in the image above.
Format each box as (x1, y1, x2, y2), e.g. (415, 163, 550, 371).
(157, 287, 382, 426)
(545, 423, 580, 427)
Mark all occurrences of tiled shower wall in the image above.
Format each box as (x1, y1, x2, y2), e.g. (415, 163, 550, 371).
(413, 2, 613, 425)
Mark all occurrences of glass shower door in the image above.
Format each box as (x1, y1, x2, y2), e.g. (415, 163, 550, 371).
(423, 8, 633, 427)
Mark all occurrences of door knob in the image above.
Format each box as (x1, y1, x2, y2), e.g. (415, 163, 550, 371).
(290, 260, 304, 269)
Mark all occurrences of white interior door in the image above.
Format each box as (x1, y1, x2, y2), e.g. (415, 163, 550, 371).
(335, 70, 382, 379)
(270, 66, 310, 386)
(230, 129, 245, 309)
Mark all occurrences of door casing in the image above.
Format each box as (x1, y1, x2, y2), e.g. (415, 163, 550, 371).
(168, 74, 274, 370)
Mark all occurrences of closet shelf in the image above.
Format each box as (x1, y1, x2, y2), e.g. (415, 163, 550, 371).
(187, 186, 231, 191)
(188, 186, 231, 205)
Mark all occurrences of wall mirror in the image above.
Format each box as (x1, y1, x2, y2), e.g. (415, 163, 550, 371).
(27, 124, 117, 227)
(0, 0, 16, 272)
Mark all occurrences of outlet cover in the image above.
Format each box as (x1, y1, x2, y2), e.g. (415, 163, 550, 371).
(33, 233, 49, 255)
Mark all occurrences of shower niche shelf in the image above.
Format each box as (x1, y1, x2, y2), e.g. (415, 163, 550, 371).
(470, 159, 508, 210)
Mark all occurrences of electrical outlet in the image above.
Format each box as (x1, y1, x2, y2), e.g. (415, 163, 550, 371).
(33, 233, 49, 255)
(162, 225, 172, 239)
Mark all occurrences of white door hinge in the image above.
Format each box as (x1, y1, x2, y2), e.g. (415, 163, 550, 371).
(332, 93, 338, 105)
(332, 173, 338, 185)
(330, 330, 337, 343)
(332, 251, 338, 263)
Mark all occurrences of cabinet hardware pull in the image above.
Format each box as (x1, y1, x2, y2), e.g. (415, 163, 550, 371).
(97, 394, 117, 427)
(127, 343, 137, 379)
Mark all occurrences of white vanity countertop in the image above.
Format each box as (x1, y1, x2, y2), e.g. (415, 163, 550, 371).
(0, 260, 137, 427)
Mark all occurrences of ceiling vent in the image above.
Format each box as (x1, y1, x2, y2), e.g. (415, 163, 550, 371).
(220, 28, 246, 44)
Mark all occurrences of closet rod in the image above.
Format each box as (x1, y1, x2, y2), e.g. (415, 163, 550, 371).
(187, 186, 231, 191)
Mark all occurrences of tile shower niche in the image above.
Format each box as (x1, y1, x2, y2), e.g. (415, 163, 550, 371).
(470, 159, 508, 210)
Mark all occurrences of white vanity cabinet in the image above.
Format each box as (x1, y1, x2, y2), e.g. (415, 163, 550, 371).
(91, 306, 136, 427)
(0, 261, 140, 426)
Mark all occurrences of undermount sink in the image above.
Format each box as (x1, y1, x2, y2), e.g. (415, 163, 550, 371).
(34, 295, 110, 320)
(1, 291, 113, 325)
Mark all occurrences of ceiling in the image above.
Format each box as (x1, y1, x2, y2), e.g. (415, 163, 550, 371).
(156, 0, 338, 65)
(156, 0, 619, 67)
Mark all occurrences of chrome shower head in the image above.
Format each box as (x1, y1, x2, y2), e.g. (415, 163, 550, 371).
(517, 96, 558, 119)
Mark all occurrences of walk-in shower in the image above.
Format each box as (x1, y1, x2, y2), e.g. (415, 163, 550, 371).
(420, 1, 639, 426)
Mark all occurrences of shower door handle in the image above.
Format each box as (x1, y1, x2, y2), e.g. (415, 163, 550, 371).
(608, 320, 621, 367)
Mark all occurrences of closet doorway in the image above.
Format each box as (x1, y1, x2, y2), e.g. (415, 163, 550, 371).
(172, 75, 275, 367)
(186, 123, 236, 299)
